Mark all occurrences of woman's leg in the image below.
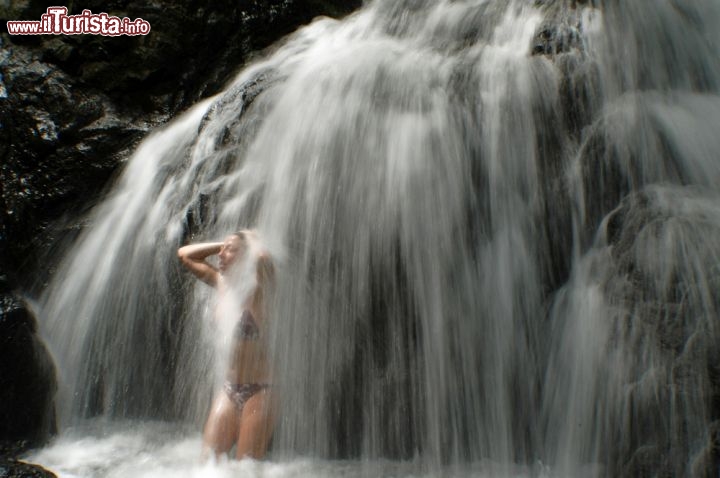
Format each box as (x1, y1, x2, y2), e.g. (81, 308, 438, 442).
(235, 390, 276, 459)
(202, 391, 241, 459)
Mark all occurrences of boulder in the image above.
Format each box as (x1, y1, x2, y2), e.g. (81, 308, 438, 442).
(0, 276, 57, 457)
(0, 459, 57, 478)
(599, 187, 720, 477)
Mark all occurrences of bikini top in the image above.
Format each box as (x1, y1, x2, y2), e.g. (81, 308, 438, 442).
(234, 309, 259, 340)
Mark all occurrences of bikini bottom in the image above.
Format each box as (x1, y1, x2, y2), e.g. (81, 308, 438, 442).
(224, 381, 270, 410)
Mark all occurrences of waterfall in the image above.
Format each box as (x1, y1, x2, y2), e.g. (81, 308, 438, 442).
(38, 0, 720, 476)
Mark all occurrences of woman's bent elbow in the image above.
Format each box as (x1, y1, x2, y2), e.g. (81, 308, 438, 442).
(177, 248, 192, 267)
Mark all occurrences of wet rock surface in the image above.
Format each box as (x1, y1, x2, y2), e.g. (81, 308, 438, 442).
(0, 35, 149, 288)
(600, 187, 720, 478)
(0, 459, 57, 478)
(0, 0, 362, 289)
(531, 0, 586, 57)
(0, 276, 57, 458)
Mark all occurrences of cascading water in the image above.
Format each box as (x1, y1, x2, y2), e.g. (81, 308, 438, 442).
(32, 0, 720, 477)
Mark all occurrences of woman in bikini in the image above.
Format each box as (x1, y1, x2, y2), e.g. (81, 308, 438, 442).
(177, 230, 275, 460)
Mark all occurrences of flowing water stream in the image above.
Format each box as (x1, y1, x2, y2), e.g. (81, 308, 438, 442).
(33, 0, 720, 476)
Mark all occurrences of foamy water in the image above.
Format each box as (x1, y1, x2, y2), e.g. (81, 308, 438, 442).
(27, 421, 553, 478)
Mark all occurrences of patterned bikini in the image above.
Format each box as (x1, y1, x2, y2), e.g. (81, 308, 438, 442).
(224, 310, 270, 409)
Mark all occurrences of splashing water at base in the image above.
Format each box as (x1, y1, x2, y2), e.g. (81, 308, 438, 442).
(27, 421, 558, 478)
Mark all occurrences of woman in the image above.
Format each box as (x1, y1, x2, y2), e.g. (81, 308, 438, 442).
(177, 230, 275, 460)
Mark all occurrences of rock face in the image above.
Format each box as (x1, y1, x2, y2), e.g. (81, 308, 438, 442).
(0, 0, 362, 289)
(0, 276, 57, 456)
(0, 458, 57, 478)
(601, 187, 720, 478)
(532, 3, 720, 475)
(0, 35, 148, 289)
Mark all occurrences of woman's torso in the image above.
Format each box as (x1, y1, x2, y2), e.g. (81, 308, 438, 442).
(226, 307, 270, 384)
(217, 280, 270, 384)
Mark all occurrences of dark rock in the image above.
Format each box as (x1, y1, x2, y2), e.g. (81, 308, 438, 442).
(0, 459, 57, 478)
(0, 34, 150, 289)
(0, 286, 57, 456)
(597, 186, 720, 477)
(690, 420, 720, 478)
(0, 0, 361, 290)
(531, 23, 581, 57)
(531, 1, 584, 57)
(622, 445, 665, 478)
(532, 0, 602, 146)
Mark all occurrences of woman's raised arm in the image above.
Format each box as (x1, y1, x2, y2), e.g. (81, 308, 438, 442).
(177, 242, 222, 287)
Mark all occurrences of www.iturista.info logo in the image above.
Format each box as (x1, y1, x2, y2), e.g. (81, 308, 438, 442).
(7, 6, 151, 36)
